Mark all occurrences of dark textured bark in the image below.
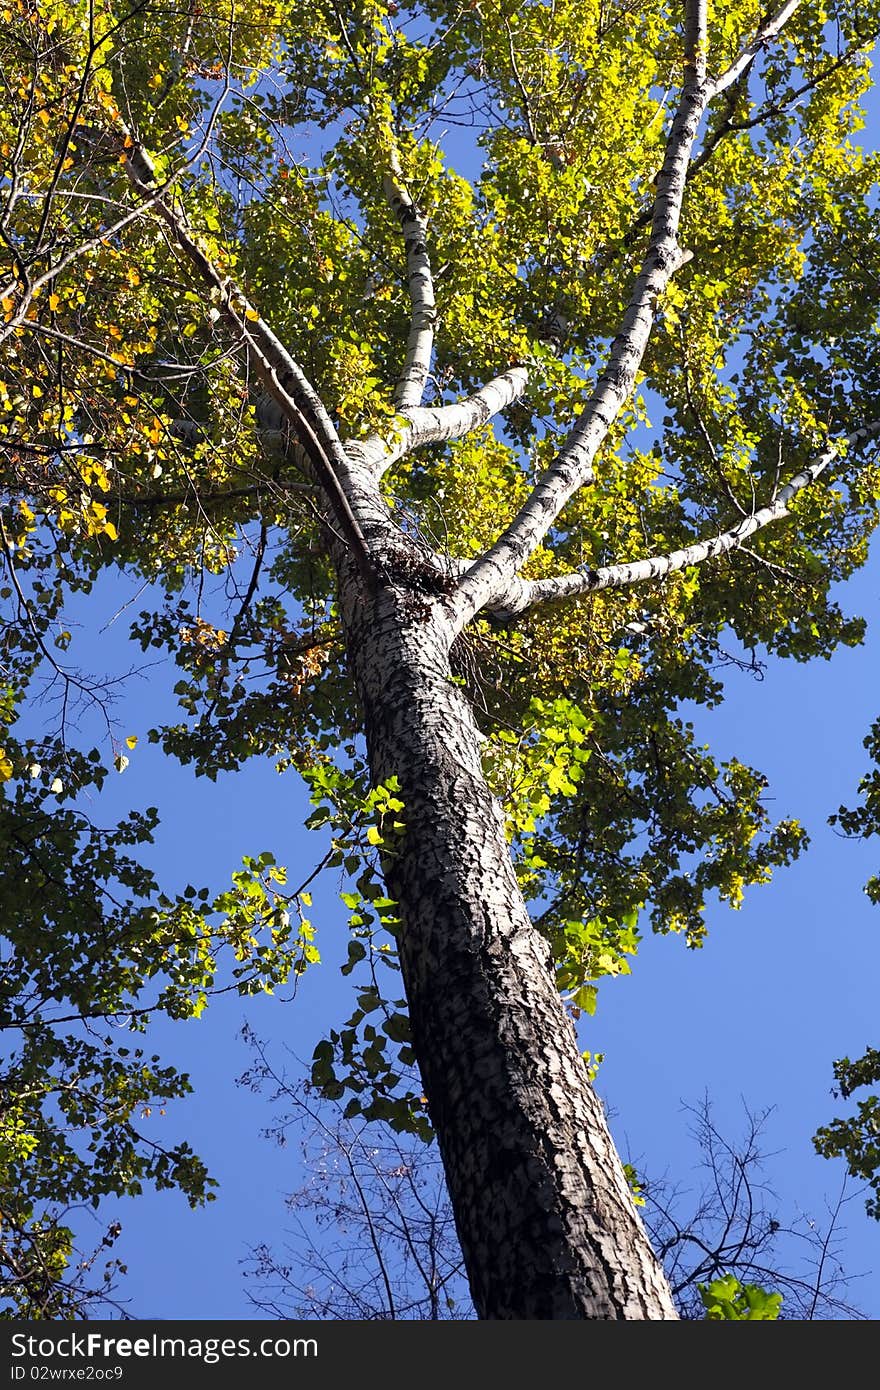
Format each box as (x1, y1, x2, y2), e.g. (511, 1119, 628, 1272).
(340, 568, 678, 1319)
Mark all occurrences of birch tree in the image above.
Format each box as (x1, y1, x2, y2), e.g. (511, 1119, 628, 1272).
(2, 0, 880, 1318)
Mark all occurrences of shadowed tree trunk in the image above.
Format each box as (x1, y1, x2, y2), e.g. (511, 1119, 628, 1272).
(341, 559, 678, 1319)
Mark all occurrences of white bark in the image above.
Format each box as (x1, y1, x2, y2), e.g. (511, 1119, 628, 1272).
(384, 155, 437, 410)
(450, 0, 805, 632)
(349, 368, 530, 477)
(708, 0, 803, 99)
(11, 1, 866, 1321)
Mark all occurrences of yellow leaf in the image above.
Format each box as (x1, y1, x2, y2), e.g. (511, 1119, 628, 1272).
(37, 109, 50, 125)
(245, 307, 259, 321)
(0, 750, 13, 782)
(49, 293, 60, 311)
(125, 735, 138, 749)
(103, 521, 118, 541)
(80, 458, 111, 492)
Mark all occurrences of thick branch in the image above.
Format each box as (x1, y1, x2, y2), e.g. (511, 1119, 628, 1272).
(350, 367, 529, 476)
(707, 0, 802, 100)
(449, 0, 711, 631)
(497, 423, 880, 617)
(384, 153, 437, 411)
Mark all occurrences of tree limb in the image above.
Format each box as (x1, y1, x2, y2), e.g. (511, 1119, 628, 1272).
(496, 422, 880, 618)
(707, 0, 803, 101)
(119, 137, 392, 590)
(350, 367, 530, 476)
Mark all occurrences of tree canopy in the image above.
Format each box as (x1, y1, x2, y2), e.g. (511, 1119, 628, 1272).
(2, 0, 880, 1317)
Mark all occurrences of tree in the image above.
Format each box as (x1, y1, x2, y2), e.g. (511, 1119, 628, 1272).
(238, 1029, 473, 1321)
(1, 0, 879, 1319)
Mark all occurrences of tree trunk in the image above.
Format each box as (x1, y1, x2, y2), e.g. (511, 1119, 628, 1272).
(341, 571, 678, 1320)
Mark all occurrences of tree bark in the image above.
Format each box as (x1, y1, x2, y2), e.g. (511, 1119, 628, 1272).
(340, 567, 678, 1319)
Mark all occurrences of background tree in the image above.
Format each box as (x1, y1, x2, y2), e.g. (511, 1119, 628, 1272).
(2, 0, 880, 1318)
(240, 1040, 866, 1321)
(238, 1030, 471, 1321)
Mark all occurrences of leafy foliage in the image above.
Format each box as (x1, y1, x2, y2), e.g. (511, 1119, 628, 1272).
(815, 1049, 880, 1220)
(814, 723, 880, 1217)
(699, 1274, 782, 1321)
(830, 716, 880, 905)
